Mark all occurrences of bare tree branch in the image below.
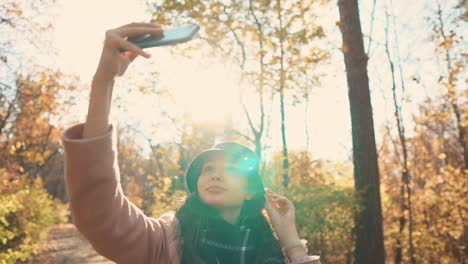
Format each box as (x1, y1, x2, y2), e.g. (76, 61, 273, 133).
(366, 0, 377, 56)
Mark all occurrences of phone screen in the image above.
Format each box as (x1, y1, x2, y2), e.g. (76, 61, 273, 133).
(163, 24, 199, 42)
(133, 24, 200, 48)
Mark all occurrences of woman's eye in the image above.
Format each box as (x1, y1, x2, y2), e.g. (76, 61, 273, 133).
(203, 165, 214, 172)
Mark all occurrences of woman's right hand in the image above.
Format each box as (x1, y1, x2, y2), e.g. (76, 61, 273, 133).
(83, 22, 163, 139)
(94, 22, 164, 82)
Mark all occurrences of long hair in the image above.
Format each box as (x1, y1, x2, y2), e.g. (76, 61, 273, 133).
(175, 193, 284, 263)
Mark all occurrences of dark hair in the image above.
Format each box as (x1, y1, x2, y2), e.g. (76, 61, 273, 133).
(178, 141, 284, 263)
(175, 193, 284, 263)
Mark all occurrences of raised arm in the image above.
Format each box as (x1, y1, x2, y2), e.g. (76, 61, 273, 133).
(63, 23, 181, 264)
(84, 22, 160, 138)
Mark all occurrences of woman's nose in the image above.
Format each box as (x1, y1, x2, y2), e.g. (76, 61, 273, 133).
(210, 169, 224, 180)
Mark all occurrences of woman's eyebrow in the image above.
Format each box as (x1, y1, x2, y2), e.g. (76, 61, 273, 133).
(202, 161, 216, 168)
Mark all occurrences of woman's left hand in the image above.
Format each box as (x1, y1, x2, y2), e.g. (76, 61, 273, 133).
(264, 188, 299, 243)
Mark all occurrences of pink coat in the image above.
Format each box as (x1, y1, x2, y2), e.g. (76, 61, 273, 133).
(62, 123, 320, 264)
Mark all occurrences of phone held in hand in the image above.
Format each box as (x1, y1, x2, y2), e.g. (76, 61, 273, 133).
(128, 24, 200, 49)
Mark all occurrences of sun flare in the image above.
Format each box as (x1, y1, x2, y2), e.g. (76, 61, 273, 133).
(158, 57, 240, 123)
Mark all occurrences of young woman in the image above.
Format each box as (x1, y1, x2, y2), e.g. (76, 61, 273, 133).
(62, 22, 320, 264)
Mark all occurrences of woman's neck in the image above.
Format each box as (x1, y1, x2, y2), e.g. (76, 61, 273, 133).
(216, 206, 242, 225)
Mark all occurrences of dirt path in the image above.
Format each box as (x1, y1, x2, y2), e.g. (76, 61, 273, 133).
(29, 224, 114, 264)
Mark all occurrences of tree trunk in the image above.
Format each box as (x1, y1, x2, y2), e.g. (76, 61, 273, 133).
(433, 6, 466, 262)
(222, 0, 266, 166)
(384, 11, 416, 263)
(249, 0, 266, 162)
(280, 88, 289, 188)
(277, 0, 289, 188)
(436, 6, 468, 170)
(177, 142, 187, 190)
(337, 0, 386, 263)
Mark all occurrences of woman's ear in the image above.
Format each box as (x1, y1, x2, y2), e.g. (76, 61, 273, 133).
(245, 193, 253, 200)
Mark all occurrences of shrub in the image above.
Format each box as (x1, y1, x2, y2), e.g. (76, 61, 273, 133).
(0, 171, 68, 264)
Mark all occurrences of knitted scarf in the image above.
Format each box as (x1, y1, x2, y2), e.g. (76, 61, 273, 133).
(179, 197, 285, 264)
(183, 216, 285, 264)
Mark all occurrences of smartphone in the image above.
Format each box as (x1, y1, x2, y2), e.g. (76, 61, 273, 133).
(128, 24, 200, 49)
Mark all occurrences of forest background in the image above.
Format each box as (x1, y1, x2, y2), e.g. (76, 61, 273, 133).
(0, 0, 466, 263)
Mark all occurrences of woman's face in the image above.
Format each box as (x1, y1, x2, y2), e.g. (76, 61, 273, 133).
(197, 156, 249, 209)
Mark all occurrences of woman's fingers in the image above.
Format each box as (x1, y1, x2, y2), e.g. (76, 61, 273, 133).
(266, 193, 285, 203)
(104, 23, 164, 56)
(267, 193, 281, 199)
(266, 194, 284, 207)
(115, 22, 163, 38)
(264, 196, 276, 214)
(274, 197, 290, 209)
(265, 188, 294, 208)
(124, 51, 139, 62)
(265, 192, 294, 212)
(265, 188, 284, 198)
(94, 22, 163, 82)
(117, 22, 162, 30)
(118, 26, 164, 38)
(265, 188, 278, 196)
(118, 39, 151, 58)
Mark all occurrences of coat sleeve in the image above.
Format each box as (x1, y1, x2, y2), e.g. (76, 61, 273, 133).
(62, 123, 174, 264)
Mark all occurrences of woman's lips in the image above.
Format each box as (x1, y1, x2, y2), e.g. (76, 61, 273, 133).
(206, 186, 226, 192)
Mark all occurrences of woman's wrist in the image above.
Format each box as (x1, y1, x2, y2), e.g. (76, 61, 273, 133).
(278, 226, 309, 262)
(277, 224, 299, 243)
(92, 73, 115, 90)
(92, 70, 115, 85)
(281, 238, 309, 262)
(286, 244, 308, 262)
